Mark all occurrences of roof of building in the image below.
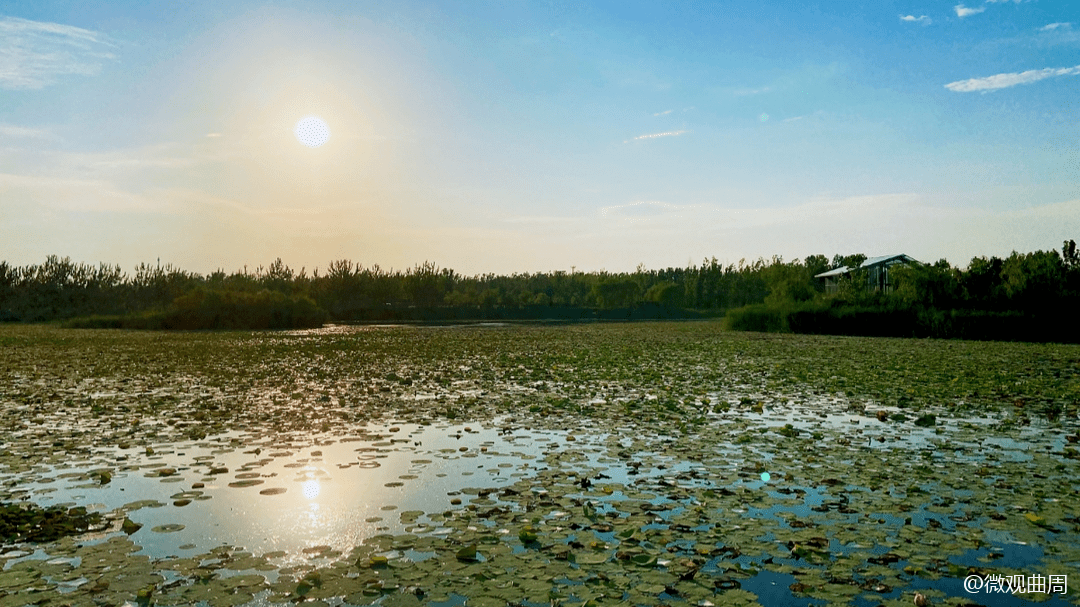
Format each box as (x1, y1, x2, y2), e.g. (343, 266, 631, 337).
(858, 254, 920, 269)
(813, 254, 920, 279)
(815, 266, 850, 278)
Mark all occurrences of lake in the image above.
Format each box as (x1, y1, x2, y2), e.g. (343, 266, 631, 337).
(1, 322, 1077, 606)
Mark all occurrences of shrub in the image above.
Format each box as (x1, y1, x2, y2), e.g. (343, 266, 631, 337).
(64, 288, 327, 330)
(724, 299, 1080, 343)
(723, 300, 833, 333)
(722, 303, 787, 332)
(163, 288, 326, 329)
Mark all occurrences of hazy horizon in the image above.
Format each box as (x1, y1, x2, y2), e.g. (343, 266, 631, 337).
(2, 1, 1078, 275)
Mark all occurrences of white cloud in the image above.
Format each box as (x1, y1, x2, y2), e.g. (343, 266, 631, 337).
(628, 130, 688, 142)
(1041, 22, 1073, 31)
(954, 4, 986, 17)
(733, 86, 771, 96)
(0, 172, 174, 214)
(503, 215, 577, 225)
(600, 201, 685, 224)
(900, 14, 932, 25)
(945, 64, 1080, 92)
(653, 109, 673, 117)
(0, 123, 52, 139)
(0, 16, 116, 90)
(493, 194, 1080, 272)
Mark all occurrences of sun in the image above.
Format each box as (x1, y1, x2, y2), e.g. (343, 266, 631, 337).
(295, 116, 330, 148)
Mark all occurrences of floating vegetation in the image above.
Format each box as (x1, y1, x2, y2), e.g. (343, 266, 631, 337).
(121, 517, 143, 535)
(0, 323, 1077, 606)
(0, 502, 105, 543)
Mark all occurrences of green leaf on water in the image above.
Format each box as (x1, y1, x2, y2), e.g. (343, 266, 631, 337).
(122, 517, 143, 535)
(456, 544, 478, 561)
(574, 551, 609, 565)
(1024, 512, 1054, 530)
(914, 414, 936, 427)
(518, 526, 539, 543)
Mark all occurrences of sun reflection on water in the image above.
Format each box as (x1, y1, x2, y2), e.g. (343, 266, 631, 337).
(14, 420, 565, 566)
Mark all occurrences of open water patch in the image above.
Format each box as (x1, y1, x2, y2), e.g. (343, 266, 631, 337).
(1, 420, 570, 566)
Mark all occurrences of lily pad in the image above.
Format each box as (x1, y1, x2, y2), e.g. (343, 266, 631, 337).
(121, 518, 143, 535)
(456, 544, 478, 561)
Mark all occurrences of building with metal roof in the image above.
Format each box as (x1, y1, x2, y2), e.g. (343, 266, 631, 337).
(814, 254, 920, 294)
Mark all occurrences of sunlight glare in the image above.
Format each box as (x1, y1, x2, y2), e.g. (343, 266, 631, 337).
(302, 479, 321, 499)
(295, 116, 330, 147)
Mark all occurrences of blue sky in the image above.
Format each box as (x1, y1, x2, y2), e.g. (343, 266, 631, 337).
(2, 0, 1078, 274)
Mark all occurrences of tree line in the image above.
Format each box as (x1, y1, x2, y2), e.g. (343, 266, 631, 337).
(0, 255, 827, 323)
(1, 242, 1078, 339)
(724, 242, 1080, 342)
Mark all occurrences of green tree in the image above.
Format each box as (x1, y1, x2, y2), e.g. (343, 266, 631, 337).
(890, 260, 960, 308)
(962, 256, 1005, 308)
(1063, 239, 1079, 269)
(644, 281, 684, 307)
(591, 278, 639, 309)
(762, 258, 815, 306)
(1000, 250, 1064, 310)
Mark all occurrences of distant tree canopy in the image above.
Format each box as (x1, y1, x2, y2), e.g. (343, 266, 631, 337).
(0, 254, 824, 322)
(887, 248, 1079, 313)
(721, 241, 1080, 342)
(2, 240, 1079, 338)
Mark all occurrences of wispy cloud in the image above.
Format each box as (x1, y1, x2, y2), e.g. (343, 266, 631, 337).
(945, 64, 1080, 92)
(0, 172, 175, 214)
(503, 215, 577, 225)
(653, 109, 672, 117)
(0, 123, 52, 139)
(782, 115, 805, 122)
(628, 130, 688, 142)
(600, 201, 685, 223)
(954, 4, 986, 17)
(1041, 22, 1073, 31)
(733, 86, 771, 96)
(954, 0, 1031, 19)
(900, 14, 932, 25)
(0, 16, 116, 90)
